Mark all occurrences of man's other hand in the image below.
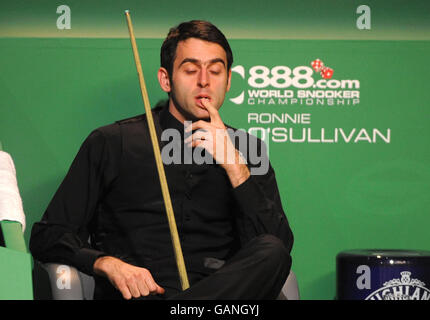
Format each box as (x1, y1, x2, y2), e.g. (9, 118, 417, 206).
(93, 256, 165, 299)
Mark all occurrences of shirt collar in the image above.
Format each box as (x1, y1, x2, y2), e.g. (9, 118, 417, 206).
(159, 101, 185, 133)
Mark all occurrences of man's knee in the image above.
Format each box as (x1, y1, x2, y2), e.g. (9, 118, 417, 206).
(251, 234, 291, 270)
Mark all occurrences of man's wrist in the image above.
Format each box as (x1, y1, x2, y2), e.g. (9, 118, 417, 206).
(93, 255, 115, 276)
(225, 162, 250, 188)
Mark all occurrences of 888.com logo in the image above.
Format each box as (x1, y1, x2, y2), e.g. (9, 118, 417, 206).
(229, 62, 360, 106)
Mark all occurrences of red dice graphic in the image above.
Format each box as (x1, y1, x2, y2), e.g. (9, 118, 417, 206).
(321, 67, 333, 79)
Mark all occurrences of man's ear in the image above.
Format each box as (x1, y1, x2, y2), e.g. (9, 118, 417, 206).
(226, 68, 232, 92)
(158, 67, 171, 93)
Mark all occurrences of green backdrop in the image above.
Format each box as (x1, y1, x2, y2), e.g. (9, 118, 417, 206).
(1, 0, 429, 299)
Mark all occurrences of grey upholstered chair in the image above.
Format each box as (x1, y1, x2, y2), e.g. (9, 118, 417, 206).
(34, 261, 299, 300)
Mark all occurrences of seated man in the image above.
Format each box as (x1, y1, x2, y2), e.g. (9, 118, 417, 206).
(30, 20, 294, 300)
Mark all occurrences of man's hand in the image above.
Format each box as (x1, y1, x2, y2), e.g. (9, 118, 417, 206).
(93, 256, 165, 300)
(184, 98, 250, 188)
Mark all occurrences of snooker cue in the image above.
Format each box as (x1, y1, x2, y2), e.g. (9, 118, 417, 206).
(124, 10, 190, 291)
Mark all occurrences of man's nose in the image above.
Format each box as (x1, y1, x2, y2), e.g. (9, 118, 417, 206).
(198, 69, 209, 88)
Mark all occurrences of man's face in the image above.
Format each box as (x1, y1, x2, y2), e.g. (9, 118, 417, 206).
(159, 38, 231, 122)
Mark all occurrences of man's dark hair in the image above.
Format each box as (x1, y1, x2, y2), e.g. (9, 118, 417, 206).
(161, 20, 233, 77)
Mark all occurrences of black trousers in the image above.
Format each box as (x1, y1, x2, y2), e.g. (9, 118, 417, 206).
(169, 234, 291, 300)
(94, 234, 291, 300)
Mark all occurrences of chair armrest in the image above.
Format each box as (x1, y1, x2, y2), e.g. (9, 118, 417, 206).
(278, 270, 300, 300)
(38, 262, 88, 300)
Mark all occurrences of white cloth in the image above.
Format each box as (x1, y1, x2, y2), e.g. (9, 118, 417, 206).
(0, 151, 26, 231)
